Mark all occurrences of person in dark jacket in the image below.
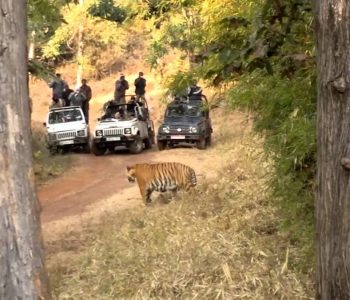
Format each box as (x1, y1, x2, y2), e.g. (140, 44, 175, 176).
(49, 73, 69, 102)
(134, 72, 146, 102)
(68, 89, 86, 108)
(79, 79, 92, 123)
(187, 81, 203, 101)
(62, 88, 74, 106)
(114, 74, 129, 104)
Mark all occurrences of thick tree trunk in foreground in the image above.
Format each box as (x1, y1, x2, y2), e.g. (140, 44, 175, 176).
(0, 1, 51, 299)
(315, 1, 350, 299)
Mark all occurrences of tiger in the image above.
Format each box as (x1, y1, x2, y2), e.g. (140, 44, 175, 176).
(126, 162, 197, 204)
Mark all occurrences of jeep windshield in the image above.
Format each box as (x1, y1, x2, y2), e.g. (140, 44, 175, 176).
(165, 104, 202, 118)
(48, 108, 83, 124)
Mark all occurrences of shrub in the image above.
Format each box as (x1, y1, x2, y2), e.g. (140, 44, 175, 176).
(227, 68, 316, 270)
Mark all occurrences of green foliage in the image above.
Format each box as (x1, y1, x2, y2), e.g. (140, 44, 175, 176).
(164, 71, 195, 96)
(147, 40, 168, 69)
(28, 0, 62, 40)
(88, 0, 127, 23)
(43, 1, 135, 78)
(228, 68, 316, 267)
(28, 59, 55, 83)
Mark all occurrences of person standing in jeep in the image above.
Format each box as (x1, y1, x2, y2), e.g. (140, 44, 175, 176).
(114, 74, 129, 104)
(187, 80, 202, 101)
(49, 73, 69, 104)
(134, 72, 146, 102)
(79, 79, 92, 123)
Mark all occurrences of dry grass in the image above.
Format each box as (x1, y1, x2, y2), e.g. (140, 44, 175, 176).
(46, 126, 314, 299)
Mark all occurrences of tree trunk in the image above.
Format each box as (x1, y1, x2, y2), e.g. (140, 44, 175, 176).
(0, 1, 51, 299)
(76, 0, 84, 88)
(182, 7, 195, 71)
(28, 30, 35, 60)
(315, 1, 350, 299)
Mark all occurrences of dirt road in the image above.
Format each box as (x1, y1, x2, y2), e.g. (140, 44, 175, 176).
(38, 144, 226, 225)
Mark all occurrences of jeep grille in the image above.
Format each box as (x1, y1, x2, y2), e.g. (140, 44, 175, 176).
(56, 131, 76, 140)
(169, 126, 190, 134)
(103, 128, 124, 136)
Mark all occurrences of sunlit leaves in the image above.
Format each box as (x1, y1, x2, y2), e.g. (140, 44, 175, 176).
(28, 0, 62, 42)
(88, 0, 127, 23)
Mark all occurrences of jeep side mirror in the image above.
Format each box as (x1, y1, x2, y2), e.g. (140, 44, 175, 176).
(43, 122, 46, 127)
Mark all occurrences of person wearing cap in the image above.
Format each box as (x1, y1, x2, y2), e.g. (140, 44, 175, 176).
(134, 72, 146, 102)
(79, 79, 92, 123)
(114, 74, 129, 104)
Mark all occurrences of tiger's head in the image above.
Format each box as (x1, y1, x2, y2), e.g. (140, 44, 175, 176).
(126, 165, 136, 183)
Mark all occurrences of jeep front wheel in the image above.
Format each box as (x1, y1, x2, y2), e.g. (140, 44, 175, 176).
(144, 137, 153, 149)
(83, 143, 91, 153)
(129, 137, 143, 154)
(91, 141, 106, 156)
(157, 140, 167, 151)
(206, 134, 212, 147)
(196, 137, 207, 150)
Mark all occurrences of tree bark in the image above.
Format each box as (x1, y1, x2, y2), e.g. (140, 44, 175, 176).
(0, 1, 51, 299)
(28, 30, 36, 60)
(76, 0, 84, 88)
(315, 1, 350, 299)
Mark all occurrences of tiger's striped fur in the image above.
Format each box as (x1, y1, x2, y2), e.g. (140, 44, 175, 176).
(126, 162, 197, 204)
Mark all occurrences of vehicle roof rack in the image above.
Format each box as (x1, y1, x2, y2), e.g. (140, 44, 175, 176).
(170, 94, 208, 105)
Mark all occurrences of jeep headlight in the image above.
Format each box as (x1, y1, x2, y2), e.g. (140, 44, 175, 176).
(124, 128, 132, 134)
(161, 126, 170, 133)
(77, 130, 85, 137)
(189, 127, 198, 133)
(95, 130, 103, 137)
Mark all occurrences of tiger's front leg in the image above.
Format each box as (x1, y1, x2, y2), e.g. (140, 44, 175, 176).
(139, 185, 152, 205)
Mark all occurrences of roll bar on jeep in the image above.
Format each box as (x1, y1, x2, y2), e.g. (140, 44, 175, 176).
(171, 94, 208, 105)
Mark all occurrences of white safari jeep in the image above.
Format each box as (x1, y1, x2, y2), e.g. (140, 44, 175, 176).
(43, 106, 90, 154)
(91, 99, 155, 155)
